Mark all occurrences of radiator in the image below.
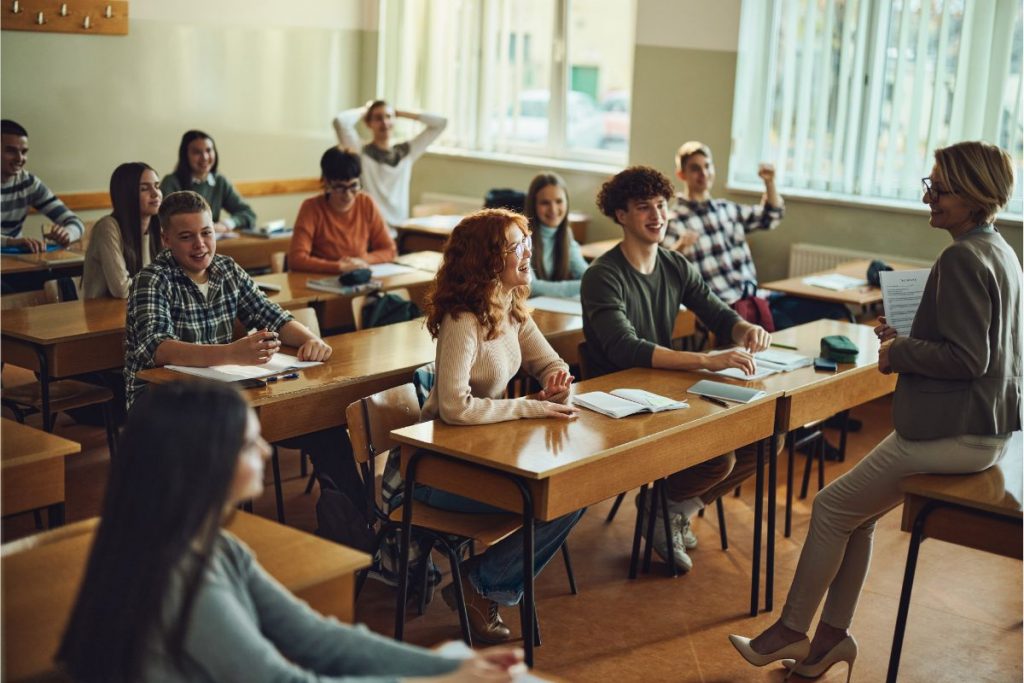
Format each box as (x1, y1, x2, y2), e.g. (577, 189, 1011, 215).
(787, 243, 932, 277)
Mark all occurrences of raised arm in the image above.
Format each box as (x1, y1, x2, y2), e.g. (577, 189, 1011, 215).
(400, 110, 448, 161)
(332, 106, 366, 150)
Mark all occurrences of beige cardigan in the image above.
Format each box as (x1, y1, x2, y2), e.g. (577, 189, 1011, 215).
(421, 308, 569, 425)
(889, 228, 1022, 439)
(81, 216, 153, 299)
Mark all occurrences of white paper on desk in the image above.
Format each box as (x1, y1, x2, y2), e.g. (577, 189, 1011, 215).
(703, 348, 779, 380)
(369, 262, 416, 278)
(802, 273, 867, 291)
(165, 354, 322, 383)
(528, 296, 583, 316)
(880, 269, 929, 337)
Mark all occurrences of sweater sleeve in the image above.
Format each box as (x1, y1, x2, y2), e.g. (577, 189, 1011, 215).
(218, 176, 257, 231)
(673, 253, 742, 341)
(89, 216, 132, 298)
(30, 177, 83, 243)
(333, 107, 366, 150)
(568, 239, 589, 279)
(362, 201, 398, 264)
(181, 535, 460, 682)
(289, 200, 342, 273)
(434, 314, 548, 424)
(888, 248, 992, 379)
(404, 111, 448, 162)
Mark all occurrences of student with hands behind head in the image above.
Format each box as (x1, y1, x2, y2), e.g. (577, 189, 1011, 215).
(413, 209, 584, 644)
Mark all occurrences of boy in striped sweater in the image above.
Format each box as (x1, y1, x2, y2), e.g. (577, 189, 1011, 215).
(1, 119, 84, 252)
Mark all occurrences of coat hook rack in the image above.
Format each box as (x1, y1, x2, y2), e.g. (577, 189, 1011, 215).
(2, 0, 128, 35)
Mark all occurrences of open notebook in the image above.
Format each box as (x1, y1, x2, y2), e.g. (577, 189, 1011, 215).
(165, 353, 322, 383)
(573, 388, 688, 419)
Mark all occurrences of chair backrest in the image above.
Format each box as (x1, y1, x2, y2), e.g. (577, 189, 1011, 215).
(0, 289, 51, 310)
(345, 383, 421, 465)
(352, 287, 410, 331)
(289, 306, 321, 337)
(577, 340, 597, 380)
(270, 251, 287, 273)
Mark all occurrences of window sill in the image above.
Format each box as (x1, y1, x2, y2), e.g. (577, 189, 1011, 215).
(725, 181, 1024, 228)
(423, 146, 622, 177)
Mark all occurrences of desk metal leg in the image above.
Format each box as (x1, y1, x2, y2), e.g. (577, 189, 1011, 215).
(766, 432, 779, 611)
(750, 439, 765, 616)
(520, 480, 536, 666)
(785, 433, 795, 537)
(887, 500, 934, 682)
(629, 483, 649, 579)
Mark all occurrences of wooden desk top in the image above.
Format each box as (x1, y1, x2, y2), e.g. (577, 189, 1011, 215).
(580, 238, 618, 262)
(0, 249, 85, 275)
(1, 512, 370, 682)
(0, 297, 127, 345)
(761, 259, 924, 306)
(901, 433, 1023, 518)
(391, 366, 783, 481)
(1, 418, 81, 467)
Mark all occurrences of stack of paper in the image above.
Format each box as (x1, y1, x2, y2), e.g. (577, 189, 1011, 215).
(165, 353, 323, 383)
(803, 273, 867, 291)
(574, 388, 688, 419)
(369, 263, 417, 278)
(754, 348, 813, 372)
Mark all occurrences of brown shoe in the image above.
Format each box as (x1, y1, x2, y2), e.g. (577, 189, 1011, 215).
(441, 572, 512, 644)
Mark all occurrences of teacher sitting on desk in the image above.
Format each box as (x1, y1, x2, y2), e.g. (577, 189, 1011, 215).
(416, 209, 584, 644)
(730, 140, 1021, 680)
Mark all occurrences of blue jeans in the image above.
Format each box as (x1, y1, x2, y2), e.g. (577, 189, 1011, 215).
(414, 485, 584, 606)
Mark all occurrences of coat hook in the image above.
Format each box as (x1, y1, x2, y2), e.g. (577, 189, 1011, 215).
(11, 0, 21, 14)
(60, 3, 68, 16)
(36, 10, 43, 23)
(83, 14, 90, 28)
(104, 5, 112, 18)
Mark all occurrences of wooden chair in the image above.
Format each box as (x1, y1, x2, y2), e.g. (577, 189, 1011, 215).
(270, 251, 287, 274)
(347, 383, 576, 646)
(351, 288, 411, 331)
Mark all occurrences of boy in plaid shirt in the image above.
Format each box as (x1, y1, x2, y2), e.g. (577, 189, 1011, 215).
(662, 141, 783, 305)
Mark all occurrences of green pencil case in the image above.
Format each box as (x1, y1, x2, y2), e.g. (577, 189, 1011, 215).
(820, 335, 859, 363)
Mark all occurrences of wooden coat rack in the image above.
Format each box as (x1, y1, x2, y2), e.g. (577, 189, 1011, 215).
(2, 0, 128, 35)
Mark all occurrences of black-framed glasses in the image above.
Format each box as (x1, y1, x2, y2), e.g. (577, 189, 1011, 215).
(921, 177, 949, 202)
(504, 235, 533, 259)
(326, 180, 361, 195)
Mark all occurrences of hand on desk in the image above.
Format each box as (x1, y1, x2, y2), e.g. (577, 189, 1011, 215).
(297, 337, 332, 362)
(8, 236, 45, 253)
(426, 645, 526, 682)
(874, 315, 898, 342)
(338, 256, 370, 272)
(705, 348, 757, 376)
(46, 223, 72, 247)
(228, 329, 280, 364)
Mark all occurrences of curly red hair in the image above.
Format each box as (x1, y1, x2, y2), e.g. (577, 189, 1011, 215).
(425, 209, 531, 341)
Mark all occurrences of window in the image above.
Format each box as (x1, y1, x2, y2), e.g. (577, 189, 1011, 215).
(731, 0, 1023, 216)
(377, 0, 636, 165)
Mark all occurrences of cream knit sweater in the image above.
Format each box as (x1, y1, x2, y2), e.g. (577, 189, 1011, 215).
(421, 309, 569, 425)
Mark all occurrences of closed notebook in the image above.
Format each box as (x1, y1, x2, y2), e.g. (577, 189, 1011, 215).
(573, 389, 688, 419)
(687, 379, 766, 404)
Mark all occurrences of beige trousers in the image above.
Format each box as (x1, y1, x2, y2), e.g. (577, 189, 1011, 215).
(781, 430, 1011, 633)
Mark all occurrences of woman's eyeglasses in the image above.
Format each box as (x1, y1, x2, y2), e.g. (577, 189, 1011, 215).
(504, 235, 533, 259)
(921, 177, 950, 202)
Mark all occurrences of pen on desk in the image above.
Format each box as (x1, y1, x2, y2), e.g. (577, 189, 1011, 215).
(281, 372, 299, 380)
(700, 395, 730, 408)
(770, 342, 798, 350)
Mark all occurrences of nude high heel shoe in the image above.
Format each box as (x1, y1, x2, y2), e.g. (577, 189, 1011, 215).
(782, 634, 858, 682)
(728, 634, 810, 667)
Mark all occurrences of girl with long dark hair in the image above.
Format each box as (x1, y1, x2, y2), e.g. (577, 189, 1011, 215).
(523, 173, 588, 298)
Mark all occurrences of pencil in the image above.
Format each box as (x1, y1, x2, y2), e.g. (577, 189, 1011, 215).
(770, 342, 798, 350)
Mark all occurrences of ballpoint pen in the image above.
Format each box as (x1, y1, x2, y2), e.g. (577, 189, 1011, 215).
(700, 395, 730, 408)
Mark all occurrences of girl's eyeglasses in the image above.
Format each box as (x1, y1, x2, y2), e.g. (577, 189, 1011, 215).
(504, 235, 532, 259)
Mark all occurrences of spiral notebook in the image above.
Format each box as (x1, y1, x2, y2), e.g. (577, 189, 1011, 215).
(686, 379, 765, 404)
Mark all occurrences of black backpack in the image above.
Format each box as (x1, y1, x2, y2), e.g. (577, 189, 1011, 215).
(484, 188, 526, 214)
(361, 291, 421, 328)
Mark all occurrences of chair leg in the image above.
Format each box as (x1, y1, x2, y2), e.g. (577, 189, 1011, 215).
(800, 438, 816, 499)
(520, 597, 542, 646)
(836, 409, 850, 462)
(658, 480, 679, 577)
(605, 491, 625, 523)
(785, 435, 795, 537)
(817, 437, 826, 492)
(561, 543, 578, 595)
(716, 496, 728, 550)
(101, 401, 119, 460)
(416, 543, 431, 616)
(734, 485, 742, 497)
(300, 450, 309, 477)
(642, 482, 660, 574)
(271, 447, 286, 524)
(444, 543, 473, 646)
(629, 483, 649, 579)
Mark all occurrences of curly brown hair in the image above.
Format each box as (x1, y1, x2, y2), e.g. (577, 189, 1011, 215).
(424, 209, 531, 341)
(596, 166, 675, 223)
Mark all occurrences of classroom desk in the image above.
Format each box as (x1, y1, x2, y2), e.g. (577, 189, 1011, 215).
(0, 511, 371, 682)
(0, 248, 85, 276)
(760, 259, 922, 308)
(215, 232, 293, 271)
(579, 238, 618, 262)
(389, 367, 781, 665)
(396, 213, 589, 254)
(672, 319, 896, 612)
(886, 436, 1022, 682)
(138, 309, 589, 442)
(1, 418, 81, 524)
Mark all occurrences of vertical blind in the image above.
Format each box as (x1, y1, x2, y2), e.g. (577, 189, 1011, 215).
(731, 0, 1023, 215)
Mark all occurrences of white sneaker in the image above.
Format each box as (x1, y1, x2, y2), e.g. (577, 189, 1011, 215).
(651, 513, 693, 573)
(677, 515, 698, 550)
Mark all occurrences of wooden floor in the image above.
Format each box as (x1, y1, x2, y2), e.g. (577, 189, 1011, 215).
(2, 367, 1020, 682)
